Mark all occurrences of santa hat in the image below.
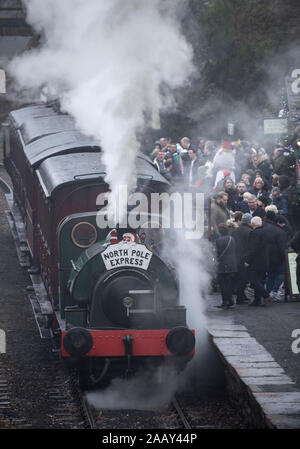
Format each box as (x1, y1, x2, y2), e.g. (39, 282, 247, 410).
(222, 141, 233, 151)
(223, 169, 231, 177)
(104, 229, 119, 245)
(110, 229, 119, 244)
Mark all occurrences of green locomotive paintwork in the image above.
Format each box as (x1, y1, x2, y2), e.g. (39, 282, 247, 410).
(57, 211, 181, 329)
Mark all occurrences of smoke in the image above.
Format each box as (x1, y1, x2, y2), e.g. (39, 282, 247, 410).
(161, 225, 212, 344)
(7, 1, 213, 403)
(86, 369, 178, 411)
(8, 0, 194, 220)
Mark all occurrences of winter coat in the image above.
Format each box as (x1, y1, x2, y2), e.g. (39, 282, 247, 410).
(219, 187, 236, 211)
(211, 201, 230, 237)
(235, 199, 249, 213)
(279, 190, 290, 217)
(153, 159, 171, 181)
(263, 220, 287, 270)
(244, 226, 269, 272)
(256, 159, 272, 187)
(239, 204, 266, 219)
(290, 231, 300, 254)
(215, 235, 237, 273)
(277, 215, 293, 241)
(272, 152, 295, 178)
(250, 188, 270, 206)
(232, 193, 244, 212)
(272, 195, 288, 216)
(232, 223, 252, 265)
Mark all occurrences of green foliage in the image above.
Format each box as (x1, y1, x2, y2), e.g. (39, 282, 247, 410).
(188, 0, 300, 100)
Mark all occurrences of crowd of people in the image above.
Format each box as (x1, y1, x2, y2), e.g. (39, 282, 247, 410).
(148, 135, 300, 308)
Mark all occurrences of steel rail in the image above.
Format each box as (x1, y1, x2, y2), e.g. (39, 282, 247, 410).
(82, 395, 97, 429)
(172, 396, 191, 430)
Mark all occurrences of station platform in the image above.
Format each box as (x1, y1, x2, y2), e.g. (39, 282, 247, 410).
(205, 293, 300, 429)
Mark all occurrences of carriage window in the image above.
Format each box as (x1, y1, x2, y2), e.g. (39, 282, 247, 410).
(71, 222, 97, 248)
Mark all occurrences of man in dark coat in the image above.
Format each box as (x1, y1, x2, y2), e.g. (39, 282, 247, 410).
(232, 181, 248, 212)
(215, 223, 237, 308)
(263, 210, 287, 300)
(168, 143, 184, 182)
(241, 195, 266, 219)
(153, 151, 171, 181)
(271, 187, 289, 217)
(276, 214, 293, 241)
(232, 213, 252, 303)
(289, 230, 300, 292)
(244, 216, 272, 306)
(186, 148, 200, 187)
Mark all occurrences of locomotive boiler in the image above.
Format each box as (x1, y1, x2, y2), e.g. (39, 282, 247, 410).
(2, 102, 195, 387)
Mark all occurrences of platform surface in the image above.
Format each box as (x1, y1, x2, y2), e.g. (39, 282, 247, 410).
(205, 293, 300, 428)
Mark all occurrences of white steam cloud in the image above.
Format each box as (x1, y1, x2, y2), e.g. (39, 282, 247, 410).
(8, 0, 194, 218)
(86, 373, 178, 411)
(8, 2, 212, 407)
(161, 228, 212, 345)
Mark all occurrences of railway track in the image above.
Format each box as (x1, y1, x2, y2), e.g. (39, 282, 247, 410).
(79, 390, 198, 429)
(0, 356, 32, 428)
(81, 394, 97, 429)
(0, 173, 191, 430)
(172, 395, 215, 429)
(0, 184, 249, 430)
(172, 396, 192, 429)
(41, 361, 87, 428)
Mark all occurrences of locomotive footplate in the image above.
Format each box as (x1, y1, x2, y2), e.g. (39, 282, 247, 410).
(61, 328, 195, 358)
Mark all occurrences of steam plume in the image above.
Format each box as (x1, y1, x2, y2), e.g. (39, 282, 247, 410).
(8, 0, 194, 218)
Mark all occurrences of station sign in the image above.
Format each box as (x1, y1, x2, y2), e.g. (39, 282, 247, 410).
(263, 118, 288, 135)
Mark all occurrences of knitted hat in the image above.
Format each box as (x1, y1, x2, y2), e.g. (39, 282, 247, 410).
(241, 213, 252, 223)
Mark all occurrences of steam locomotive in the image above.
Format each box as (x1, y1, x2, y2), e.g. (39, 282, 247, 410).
(2, 103, 195, 387)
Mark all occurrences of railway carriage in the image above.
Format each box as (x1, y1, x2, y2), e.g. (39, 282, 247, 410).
(2, 103, 195, 387)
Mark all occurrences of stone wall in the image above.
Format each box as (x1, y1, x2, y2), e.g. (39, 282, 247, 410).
(216, 346, 275, 428)
(206, 315, 300, 429)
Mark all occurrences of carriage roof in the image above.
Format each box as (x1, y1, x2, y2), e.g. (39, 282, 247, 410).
(10, 104, 99, 167)
(10, 104, 168, 197)
(36, 152, 168, 198)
